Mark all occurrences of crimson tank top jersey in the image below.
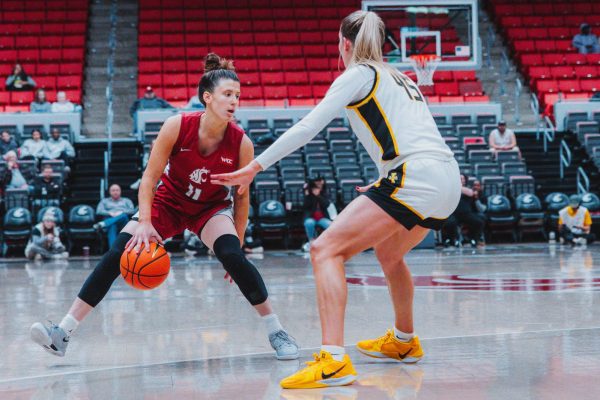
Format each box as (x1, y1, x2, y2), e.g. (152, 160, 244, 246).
(153, 112, 244, 218)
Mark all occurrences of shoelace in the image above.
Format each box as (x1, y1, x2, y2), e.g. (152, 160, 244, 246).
(305, 352, 326, 367)
(271, 330, 297, 348)
(371, 330, 397, 349)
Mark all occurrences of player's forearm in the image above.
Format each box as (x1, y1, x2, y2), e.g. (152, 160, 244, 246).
(137, 175, 159, 222)
(233, 193, 249, 245)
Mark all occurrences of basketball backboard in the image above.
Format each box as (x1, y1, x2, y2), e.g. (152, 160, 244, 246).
(362, 0, 481, 70)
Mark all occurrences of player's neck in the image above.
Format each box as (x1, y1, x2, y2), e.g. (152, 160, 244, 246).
(200, 111, 227, 140)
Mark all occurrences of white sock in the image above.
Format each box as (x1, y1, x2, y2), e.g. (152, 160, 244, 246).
(394, 326, 414, 342)
(262, 313, 283, 335)
(321, 345, 345, 361)
(59, 314, 79, 336)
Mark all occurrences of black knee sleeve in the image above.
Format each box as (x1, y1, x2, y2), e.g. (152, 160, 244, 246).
(78, 232, 132, 307)
(213, 234, 268, 305)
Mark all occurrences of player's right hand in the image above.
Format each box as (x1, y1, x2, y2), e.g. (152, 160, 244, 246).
(126, 221, 163, 253)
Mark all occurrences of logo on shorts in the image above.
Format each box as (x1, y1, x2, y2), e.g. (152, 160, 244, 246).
(221, 156, 233, 165)
(189, 167, 210, 184)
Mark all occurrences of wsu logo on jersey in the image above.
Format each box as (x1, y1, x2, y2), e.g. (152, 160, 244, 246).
(221, 156, 233, 165)
(189, 167, 210, 184)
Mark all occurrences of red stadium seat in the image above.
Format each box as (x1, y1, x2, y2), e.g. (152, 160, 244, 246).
(0, 91, 9, 105)
(550, 66, 574, 79)
(581, 80, 600, 93)
(541, 53, 564, 66)
(557, 79, 581, 93)
(534, 40, 555, 52)
(586, 54, 600, 65)
(536, 80, 559, 94)
(433, 71, 454, 82)
(529, 66, 552, 82)
(309, 71, 333, 84)
(288, 85, 312, 98)
(459, 81, 484, 96)
(139, 74, 162, 88)
(464, 95, 490, 102)
(285, 72, 309, 85)
(564, 93, 590, 100)
(312, 85, 329, 98)
(453, 71, 477, 81)
(564, 53, 587, 65)
(242, 86, 263, 100)
(290, 98, 316, 106)
(439, 96, 464, 103)
(35, 76, 56, 89)
(10, 91, 34, 104)
(547, 27, 571, 40)
(573, 66, 597, 79)
(261, 72, 284, 86)
(264, 86, 288, 99)
(435, 82, 459, 96)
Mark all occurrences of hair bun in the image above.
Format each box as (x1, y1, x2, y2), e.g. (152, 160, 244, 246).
(204, 53, 235, 73)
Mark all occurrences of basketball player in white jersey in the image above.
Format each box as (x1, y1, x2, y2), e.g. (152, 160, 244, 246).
(212, 10, 461, 388)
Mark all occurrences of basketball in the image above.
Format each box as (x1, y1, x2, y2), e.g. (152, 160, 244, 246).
(120, 243, 170, 290)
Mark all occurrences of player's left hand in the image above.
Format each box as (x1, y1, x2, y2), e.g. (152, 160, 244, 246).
(211, 160, 262, 195)
(356, 180, 378, 193)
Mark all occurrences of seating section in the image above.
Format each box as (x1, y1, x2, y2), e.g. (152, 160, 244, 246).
(436, 113, 536, 200)
(0, 0, 88, 112)
(138, 0, 488, 106)
(490, 1, 600, 111)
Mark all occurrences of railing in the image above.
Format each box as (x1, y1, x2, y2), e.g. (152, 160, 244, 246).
(103, 151, 109, 194)
(514, 78, 522, 126)
(542, 116, 556, 153)
(559, 139, 571, 179)
(499, 50, 510, 96)
(100, 178, 106, 200)
(577, 167, 590, 194)
(105, 0, 118, 161)
(485, 26, 495, 69)
(530, 93, 541, 140)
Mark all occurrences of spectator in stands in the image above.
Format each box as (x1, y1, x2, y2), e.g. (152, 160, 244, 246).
(94, 184, 135, 247)
(32, 165, 61, 199)
(51, 91, 76, 113)
(2, 151, 29, 190)
(559, 194, 595, 246)
(442, 174, 485, 247)
(302, 177, 335, 252)
(30, 89, 51, 113)
(20, 129, 47, 162)
(24, 211, 68, 260)
(45, 128, 75, 163)
(5, 63, 36, 91)
(129, 86, 174, 131)
(0, 130, 18, 156)
(488, 120, 520, 158)
(572, 23, 600, 55)
(472, 179, 487, 214)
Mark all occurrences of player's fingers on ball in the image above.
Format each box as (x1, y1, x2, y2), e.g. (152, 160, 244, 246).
(144, 238, 151, 252)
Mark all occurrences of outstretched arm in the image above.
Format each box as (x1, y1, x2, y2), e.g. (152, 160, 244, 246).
(211, 66, 374, 189)
(232, 135, 254, 245)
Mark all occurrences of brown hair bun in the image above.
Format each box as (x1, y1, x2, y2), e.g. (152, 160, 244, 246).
(204, 53, 235, 73)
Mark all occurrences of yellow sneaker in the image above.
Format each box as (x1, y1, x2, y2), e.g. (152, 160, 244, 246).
(280, 351, 357, 389)
(356, 330, 424, 363)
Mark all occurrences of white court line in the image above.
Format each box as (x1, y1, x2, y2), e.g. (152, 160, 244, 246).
(3, 325, 600, 384)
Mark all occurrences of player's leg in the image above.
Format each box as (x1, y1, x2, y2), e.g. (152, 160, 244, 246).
(30, 221, 139, 356)
(356, 227, 429, 363)
(200, 213, 299, 360)
(280, 195, 403, 389)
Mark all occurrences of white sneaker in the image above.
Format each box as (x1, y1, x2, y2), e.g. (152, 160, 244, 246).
(302, 242, 311, 252)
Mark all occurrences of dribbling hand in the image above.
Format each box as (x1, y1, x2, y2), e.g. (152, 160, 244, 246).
(126, 221, 164, 254)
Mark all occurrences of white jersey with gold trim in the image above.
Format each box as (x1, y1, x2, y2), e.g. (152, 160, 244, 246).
(345, 65, 453, 176)
(255, 64, 453, 178)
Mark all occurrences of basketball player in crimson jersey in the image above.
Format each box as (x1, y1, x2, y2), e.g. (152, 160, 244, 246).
(30, 53, 299, 360)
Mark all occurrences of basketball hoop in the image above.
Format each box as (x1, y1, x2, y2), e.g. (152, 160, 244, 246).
(408, 54, 440, 86)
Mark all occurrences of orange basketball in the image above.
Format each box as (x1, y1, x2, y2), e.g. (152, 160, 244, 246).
(120, 242, 170, 290)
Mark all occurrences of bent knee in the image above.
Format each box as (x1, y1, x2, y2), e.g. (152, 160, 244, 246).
(310, 237, 349, 265)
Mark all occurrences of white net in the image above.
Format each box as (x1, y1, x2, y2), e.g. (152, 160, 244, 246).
(408, 56, 440, 86)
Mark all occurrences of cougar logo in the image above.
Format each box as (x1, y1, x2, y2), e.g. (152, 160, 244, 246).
(189, 167, 210, 184)
(221, 156, 233, 165)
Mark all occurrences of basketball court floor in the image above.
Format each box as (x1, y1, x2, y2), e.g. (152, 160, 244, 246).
(2, 243, 600, 399)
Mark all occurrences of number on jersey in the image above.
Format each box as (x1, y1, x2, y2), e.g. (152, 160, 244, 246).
(392, 74, 424, 102)
(185, 184, 202, 200)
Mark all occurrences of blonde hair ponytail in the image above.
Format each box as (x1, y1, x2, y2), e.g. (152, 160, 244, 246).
(341, 10, 403, 80)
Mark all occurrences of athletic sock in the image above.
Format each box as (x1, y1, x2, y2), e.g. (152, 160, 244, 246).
(59, 314, 79, 336)
(393, 326, 414, 342)
(321, 345, 345, 361)
(262, 313, 283, 336)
